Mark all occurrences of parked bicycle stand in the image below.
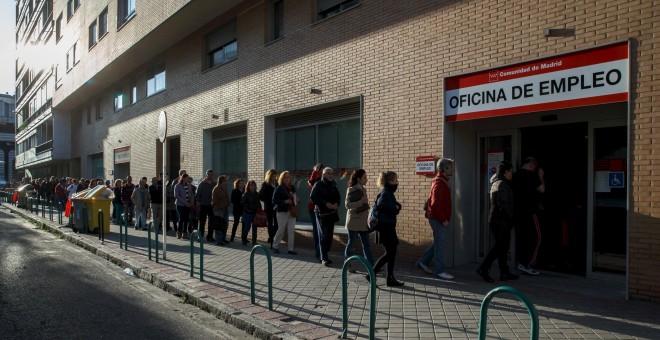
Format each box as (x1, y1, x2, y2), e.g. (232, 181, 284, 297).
(189, 230, 203, 281)
(341, 255, 377, 340)
(478, 286, 539, 340)
(249, 244, 273, 311)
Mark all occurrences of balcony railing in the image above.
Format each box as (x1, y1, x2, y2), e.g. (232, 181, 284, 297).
(17, 98, 51, 133)
(36, 140, 53, 154)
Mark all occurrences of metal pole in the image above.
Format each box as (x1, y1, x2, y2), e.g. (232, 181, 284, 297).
(162, 138, 167, 260)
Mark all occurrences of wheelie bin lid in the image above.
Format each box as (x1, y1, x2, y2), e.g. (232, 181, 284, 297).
(17, 184, 34, 192)
(84, 185, 113, 200)
(71, 188, 93, 199)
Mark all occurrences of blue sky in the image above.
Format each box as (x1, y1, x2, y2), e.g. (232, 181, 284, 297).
(0, 0, 16, 95)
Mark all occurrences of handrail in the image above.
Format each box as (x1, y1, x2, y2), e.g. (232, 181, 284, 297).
(189, 230, 204, 281)
(478, 286, 539, 340)
(249, 244, 273, 311)
(341, 255, 376, 340)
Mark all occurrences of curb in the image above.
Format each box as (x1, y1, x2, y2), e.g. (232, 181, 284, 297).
(3, 203, 304, 340)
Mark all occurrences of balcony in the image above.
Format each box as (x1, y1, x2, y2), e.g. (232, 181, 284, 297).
(36, 140, 52, 154)
(17, 98, 51, 134)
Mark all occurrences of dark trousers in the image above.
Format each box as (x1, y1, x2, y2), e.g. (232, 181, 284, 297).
(176, 205, 191, 233)
(166, 208, 178, 229)
(198, 205, 214, 238)
(231, 207, 242, 240)
(266, 207, 278, 244)
(515, 213, 540, 267)
(481, 224, 512, 275)
(318, 214, 335, 262)
(373, 227, 398, 278)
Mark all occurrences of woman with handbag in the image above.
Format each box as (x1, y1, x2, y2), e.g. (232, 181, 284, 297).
(259, 169, 278, 246)
(371, 171, 404, 287)
(271, 171, 298, 254)
(344, 169, 374, 272)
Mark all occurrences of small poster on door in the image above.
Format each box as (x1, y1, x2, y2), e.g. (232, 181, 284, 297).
(595, 171, 610, 192)
(487, 150, 504, 174)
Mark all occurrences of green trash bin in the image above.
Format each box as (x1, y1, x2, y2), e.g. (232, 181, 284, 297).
(83, 185, 113, 234)
(16, 184, 34, 209)
(71, 188, 94, 231)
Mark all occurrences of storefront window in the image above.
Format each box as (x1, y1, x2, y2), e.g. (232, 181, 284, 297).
(212, 136, 247, 211)
(275, 118, 361, 225)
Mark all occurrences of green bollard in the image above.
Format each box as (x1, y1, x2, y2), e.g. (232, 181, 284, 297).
(189, 230, 204, 281)
(341, 255, 376, 340)
(148, 222, 152, 261)
(478, 286, 539, 340)
(249, 244, 273, 311)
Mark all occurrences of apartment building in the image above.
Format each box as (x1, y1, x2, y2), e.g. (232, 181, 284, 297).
(0, 93, 16, 183)
(14, 0, 660, 301)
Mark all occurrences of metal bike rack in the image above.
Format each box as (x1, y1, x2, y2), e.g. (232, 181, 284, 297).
(249, 244, 273, 311)
(189, 230, 204, 281)
(478, 286, 539, 340)
(341, 255, 377, 340)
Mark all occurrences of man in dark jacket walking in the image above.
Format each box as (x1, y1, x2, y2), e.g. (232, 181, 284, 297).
(310, 167, 341, 266)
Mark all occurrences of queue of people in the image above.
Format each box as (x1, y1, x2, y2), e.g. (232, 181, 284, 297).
(5, 156, 545, 287)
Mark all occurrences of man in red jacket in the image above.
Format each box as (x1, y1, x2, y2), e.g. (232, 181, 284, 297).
(416, 158, 455, 280)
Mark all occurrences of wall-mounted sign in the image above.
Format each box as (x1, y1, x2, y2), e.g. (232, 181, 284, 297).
(114, 146, 131, 164)
(444, 41, 629, 122)
(416, 156, 436, 175)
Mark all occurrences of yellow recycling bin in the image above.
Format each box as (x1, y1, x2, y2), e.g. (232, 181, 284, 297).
(82, 185, 114, 234)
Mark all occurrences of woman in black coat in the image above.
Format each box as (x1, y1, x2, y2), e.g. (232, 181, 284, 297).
(259, 169, 278, 246)
(229, 178, 244, 242)
(371, 171, 404, 287)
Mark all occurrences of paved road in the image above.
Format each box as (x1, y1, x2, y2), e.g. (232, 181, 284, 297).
(0, 209, 255, 340)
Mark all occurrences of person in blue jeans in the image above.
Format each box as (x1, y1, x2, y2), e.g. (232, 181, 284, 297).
(240, 180, 260, 246)
(416, 158, 455, 280)
(344, 169, 374, 271)
(307, 163, 324, 259)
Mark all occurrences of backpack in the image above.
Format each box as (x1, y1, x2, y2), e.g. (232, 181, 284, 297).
(368, 192, 382, 231)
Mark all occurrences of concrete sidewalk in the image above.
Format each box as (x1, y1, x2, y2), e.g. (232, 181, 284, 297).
(4, 203, 659, 340)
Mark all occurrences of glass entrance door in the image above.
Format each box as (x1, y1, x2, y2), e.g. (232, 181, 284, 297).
(589, 121, 627, 278)
(478, 131, 517, 260)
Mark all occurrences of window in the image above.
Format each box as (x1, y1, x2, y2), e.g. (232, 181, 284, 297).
(74, 0, 81, 9)
(66, 51, 71, 72)
(113, 92, 124, 112)
(73, 41, 79, 64)
(88, 20, 97, 48)
(95, 99, 103, 120)
(146, 65, 165, 96)
(98, 8, 108, 38)
(86, 107, 91, 124)
(316, 0, 360, 20)
(66, 0, 73, 19)
(55, 13, 62, 41)
(267, 0, 284, 42)
(117, 0, 136, 27)
(130, 81, 137, 104)
(206, 20, 237, 68)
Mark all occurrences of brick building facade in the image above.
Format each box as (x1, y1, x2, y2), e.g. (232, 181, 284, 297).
(14, 0, 659, 301)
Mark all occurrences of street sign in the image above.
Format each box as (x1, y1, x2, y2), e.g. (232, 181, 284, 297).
(158, 111, 167, 143)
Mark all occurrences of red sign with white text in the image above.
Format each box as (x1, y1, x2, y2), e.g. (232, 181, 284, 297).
(444, 41, 629, 122)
